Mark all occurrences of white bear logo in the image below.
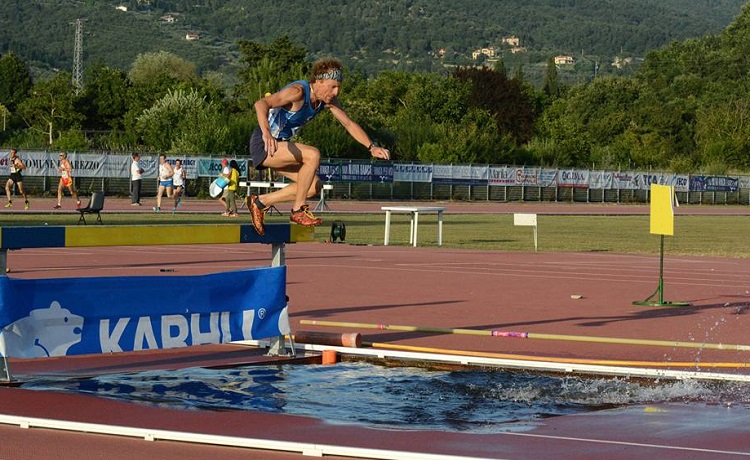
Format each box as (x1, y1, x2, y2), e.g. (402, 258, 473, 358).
(0, 301, 84, 358)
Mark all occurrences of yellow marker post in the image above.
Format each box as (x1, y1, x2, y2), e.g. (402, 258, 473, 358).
(634, 184, 690, 307)
(650, 184, 674, 236)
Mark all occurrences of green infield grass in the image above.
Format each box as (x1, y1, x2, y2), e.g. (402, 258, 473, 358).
(1, 212, 747, 258)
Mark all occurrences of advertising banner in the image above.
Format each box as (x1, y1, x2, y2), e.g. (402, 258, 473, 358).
(2, 150, 747, 195)
(557, 169, 590, 188)
(589, 171, 612, 189)
(198, 158, 249, 178)
(2, 151, 105, 178)
(393, 163, 433, 183)
(340, 163, 373, 182)
(433, 165, 488, 186)
(633, 173, 689, 192)
(0, 267, 288, 358)
(515, 167, 539, 187)
(689, 175, 739, 192)
(488, 166, 516, 186)
(539, 169, 558, 187)
(318, 162, 393, 182)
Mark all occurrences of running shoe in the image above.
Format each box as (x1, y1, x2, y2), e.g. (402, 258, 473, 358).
(290, 205, 323, 227)
(53, 204, 61, 209)
(76, 200, 81, 209)
(24, 200, 29, 210)
(4, 201, 11, 208)
(248, 194, 267, 235)
(153, 206, 160, 213)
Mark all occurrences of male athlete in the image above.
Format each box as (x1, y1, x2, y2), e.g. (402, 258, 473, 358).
(248, 58, 390, 234)
(5, 148, 29, 210)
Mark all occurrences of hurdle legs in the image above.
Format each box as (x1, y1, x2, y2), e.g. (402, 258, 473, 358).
(0, 249, 13, 382)
(267, 243, 295, 357)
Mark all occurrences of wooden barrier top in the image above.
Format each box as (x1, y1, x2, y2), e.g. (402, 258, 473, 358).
(0, 223, 315, 250)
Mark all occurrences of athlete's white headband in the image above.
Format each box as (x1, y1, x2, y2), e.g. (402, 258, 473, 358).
(314, 68, 343, 82)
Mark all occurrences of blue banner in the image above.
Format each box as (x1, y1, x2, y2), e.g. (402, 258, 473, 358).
(0, 267, 288, 358)
(689, 175, 739, 192)
(318, 162, 393, 183)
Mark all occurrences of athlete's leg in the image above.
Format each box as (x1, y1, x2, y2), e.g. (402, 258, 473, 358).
(69, 184, 79, 205)
(56, 181, 64, 206)
(258, 141, 321, 209)
(155, 185, 165, 209)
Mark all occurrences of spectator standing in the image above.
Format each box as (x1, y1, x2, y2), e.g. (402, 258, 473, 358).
(222, 160, 240, 217)
(130, 153, 144, 206)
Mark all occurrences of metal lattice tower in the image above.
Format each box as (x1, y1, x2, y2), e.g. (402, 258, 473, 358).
(72, 18, 84, 94)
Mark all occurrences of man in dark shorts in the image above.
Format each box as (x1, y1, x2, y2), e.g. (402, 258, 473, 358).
(5, 148, 29, 210)
(247, 58, 390, 235)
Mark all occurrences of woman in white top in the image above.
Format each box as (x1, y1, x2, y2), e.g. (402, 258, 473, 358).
(171, 159, 186, 212)
(153, 154, 173, 213)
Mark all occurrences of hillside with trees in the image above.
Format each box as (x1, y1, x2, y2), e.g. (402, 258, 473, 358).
(1, 1, 750, 176)
(0, 0, 745, 85)
(533, 3, 750, 173)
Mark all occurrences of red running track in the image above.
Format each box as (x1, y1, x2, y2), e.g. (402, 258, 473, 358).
(2, 200, 750, 459)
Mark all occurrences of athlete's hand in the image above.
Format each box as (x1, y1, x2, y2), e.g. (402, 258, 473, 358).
(371, 146, 391, 160)
(263, 133, 277, 157)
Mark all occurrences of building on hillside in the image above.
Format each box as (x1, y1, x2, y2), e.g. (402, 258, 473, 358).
(554, 55, 575, 65)
(115, 5, 128, 12)
(160, 14, 176, 23)
(510, 46, 527, 54)
(472, 47, 496, 60)
(185, 33, 200, 41)
(502, 36, 520, 47)
(612, 56, 633, 69)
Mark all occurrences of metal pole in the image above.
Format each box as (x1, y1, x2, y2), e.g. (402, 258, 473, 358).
(268, 243, 291, 356)
(0, 249, 13, 382)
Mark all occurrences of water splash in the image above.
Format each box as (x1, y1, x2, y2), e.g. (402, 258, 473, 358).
(22, 362, 750, 434)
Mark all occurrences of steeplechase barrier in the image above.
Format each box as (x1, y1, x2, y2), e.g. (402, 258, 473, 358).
(0, 223, 314, 382)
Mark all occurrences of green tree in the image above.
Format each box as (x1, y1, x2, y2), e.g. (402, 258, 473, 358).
(494, 58, 507, 77)
(543, 57, 559, 98)
(128, 51, 198, 87)
(136, 88, 229, 154)
(454, 66, 539, 147)
(234, 36, 308, 111)
(0, 103, 9, 131)
(79, 64, 130, 132)
(237, 35, 308, 74)
(417, 108, 512, 164)
(234, 56, 306, 110)
(695, 99, 750, 170)
(402, 73, 470, 125)
(17, 72, 83, 146)
(0, 52, 33, 112)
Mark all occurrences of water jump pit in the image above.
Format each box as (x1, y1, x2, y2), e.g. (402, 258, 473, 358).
(15, 338, 750, 436)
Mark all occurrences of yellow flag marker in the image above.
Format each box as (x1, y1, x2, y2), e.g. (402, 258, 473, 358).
(650, 184, 674, 236)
